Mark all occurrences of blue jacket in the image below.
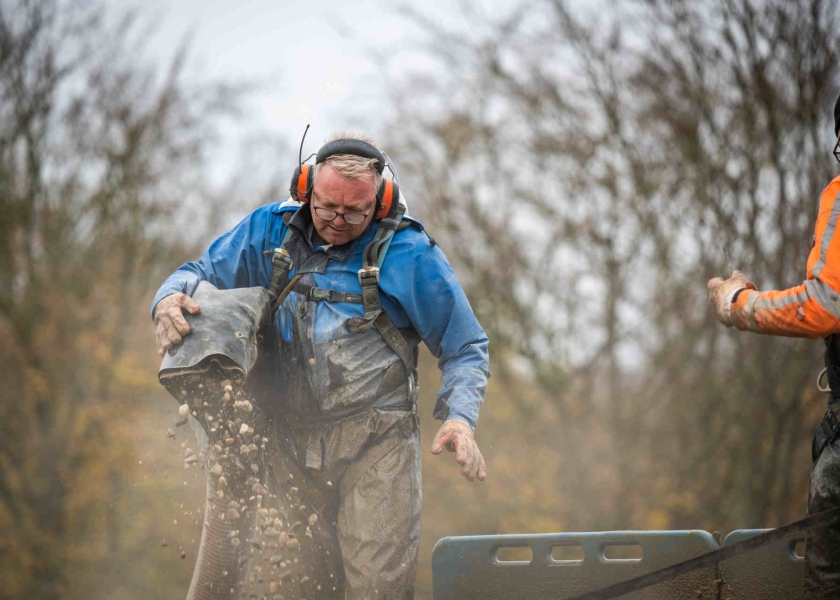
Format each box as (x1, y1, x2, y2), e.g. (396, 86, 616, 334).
(152, 200, 489, 428)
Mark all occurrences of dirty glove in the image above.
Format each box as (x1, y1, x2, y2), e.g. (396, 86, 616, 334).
(154, 293, 201, 356)
(707, 270, 758, 329)
(430, 419, 486, 482)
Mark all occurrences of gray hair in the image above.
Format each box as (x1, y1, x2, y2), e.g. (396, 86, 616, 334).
(312, 132, 384, 193)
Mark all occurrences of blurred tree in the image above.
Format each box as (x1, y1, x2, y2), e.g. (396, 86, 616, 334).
(385, 0, 840, 543)
(0, 1, 246, 596)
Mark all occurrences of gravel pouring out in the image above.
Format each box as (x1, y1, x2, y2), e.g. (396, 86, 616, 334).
(166, 370, 338, 600)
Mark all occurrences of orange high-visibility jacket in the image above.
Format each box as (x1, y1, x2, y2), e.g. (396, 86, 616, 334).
(733, 175, 840, 338)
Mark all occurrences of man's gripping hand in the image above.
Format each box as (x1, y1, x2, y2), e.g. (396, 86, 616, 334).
(154, 293, 201, 356)
(430, 419, 487, 482)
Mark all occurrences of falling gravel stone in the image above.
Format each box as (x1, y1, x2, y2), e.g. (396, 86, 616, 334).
(184, 455, 198, 465)
(218, 476, 227, 488)
(226, 508, 241, 520)
(166, 428, 176, 438)
(301, 576, 310, 585)
(263, 527, 280, 539)
(184, 448, 195, 458)
(251, 463, 259, 474)
(209, 464, 223, 478)
(239, 423, 249, 435)
(269, 554, 283, 565)
(286, 537, 300, 551)
(308, 513, 318, 526)
(225, 437, 235, 445)
(240, 400, 253, 413)
(178, 404, 190, 418)
(269, 581, 281, 593)
(230, 537, 241, 547)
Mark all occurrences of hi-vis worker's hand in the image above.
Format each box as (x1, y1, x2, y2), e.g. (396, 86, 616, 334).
(431, 419, 486, 482)
(707, 270, 757, 328)
(154, 293, 201, 356)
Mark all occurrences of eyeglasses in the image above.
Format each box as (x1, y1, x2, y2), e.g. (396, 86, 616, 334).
(312, 205, 371, 225)
(834, 138, 840, 165)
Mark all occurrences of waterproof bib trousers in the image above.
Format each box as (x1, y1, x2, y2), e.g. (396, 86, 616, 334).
(263, 223, 423, 600)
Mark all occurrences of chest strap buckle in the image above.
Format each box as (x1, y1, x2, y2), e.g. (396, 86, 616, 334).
(358, 266, 380, 285)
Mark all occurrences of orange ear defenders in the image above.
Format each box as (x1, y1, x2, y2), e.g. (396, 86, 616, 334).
(289, 131, 401, 220)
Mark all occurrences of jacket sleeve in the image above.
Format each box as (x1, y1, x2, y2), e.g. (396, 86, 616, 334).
(732, 177, 840, 338)
(386, 235, 490, 429)
(150, 206, 277, 318)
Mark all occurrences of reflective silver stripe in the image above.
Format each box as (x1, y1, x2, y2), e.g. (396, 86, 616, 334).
(813, 188, 840, 278)
(741, 291, 761, 331)
(805, 278, 840, 318)
(753, 289, 810, 312)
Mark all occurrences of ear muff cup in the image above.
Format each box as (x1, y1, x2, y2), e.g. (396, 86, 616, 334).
(289, 164, 314, 203)
(375, 179, 400, 219)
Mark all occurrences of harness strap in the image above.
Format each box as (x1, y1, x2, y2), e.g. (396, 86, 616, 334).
(345, 202, 419, 372)
(372, 312, 418, 372)
(292, 282, 363, 304)
(266, 248, 293, 303)
(265, 221, 296, 308)
(813, 402, 840, 463)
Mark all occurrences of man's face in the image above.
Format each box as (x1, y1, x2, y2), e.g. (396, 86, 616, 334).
(310, 164, 377, 246)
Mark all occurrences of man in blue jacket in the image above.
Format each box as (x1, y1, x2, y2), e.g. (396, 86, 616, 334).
(152, 133, 490, 599)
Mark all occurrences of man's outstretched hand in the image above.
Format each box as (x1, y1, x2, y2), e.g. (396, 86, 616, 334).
(154, 293, 201, 356)
(707, 269, 757, 328)
(430, 419, 486, 482)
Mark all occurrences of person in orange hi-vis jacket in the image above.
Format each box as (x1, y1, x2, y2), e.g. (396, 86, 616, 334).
(709, 94, 840, 599)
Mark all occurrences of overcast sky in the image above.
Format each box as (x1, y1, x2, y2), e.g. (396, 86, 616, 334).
(137, 0, 474, 161)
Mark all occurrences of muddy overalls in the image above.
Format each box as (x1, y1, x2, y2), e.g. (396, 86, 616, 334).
(152, 199, 491, 599)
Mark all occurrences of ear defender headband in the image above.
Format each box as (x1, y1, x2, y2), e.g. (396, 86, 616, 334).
(289, 126, 400, 220)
